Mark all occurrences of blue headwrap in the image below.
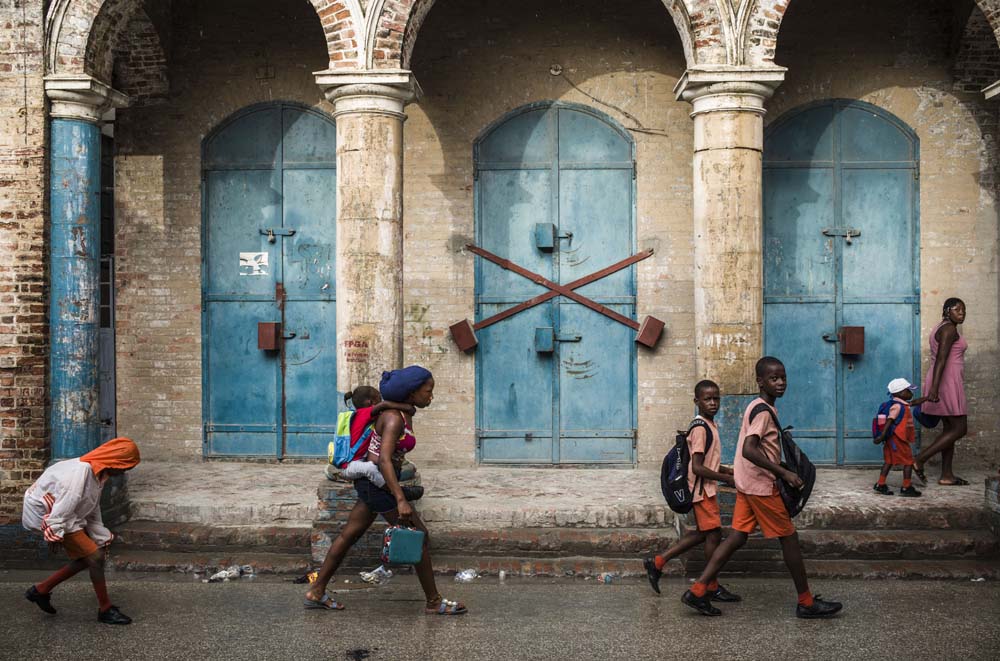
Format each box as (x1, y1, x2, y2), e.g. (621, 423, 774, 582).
(380, 365, 433, 402)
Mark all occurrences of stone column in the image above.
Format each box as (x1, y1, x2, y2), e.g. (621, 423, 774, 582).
(675, 68, 784, 394)
(316, 71, 418, 392)
(44, 76, 126, 458)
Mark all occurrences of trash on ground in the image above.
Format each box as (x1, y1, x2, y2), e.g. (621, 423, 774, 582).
(971, 577, 987, 582)
(360, 565, 394, 585)
(454, 569, 479, 583)
(597, 572, 618, 584)
(204, 564, 255, 583)
(292, 570, 319, 584)
(498, 570, 506, 582)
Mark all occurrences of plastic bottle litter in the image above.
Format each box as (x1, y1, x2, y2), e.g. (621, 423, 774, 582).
(498, 570, 506, 582)
(454, 569, 479, 583)
(597, 572, 618, 584)
(971, 577, 987, 582)
(360, 565, 394, 585)
(204, 565, 253, 583)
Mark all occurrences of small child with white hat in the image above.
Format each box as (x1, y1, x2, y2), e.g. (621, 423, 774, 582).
(873, 378, 928, 497)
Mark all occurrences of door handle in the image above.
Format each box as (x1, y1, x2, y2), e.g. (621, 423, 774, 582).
(822, 333, 839, 342)
(282, 331, 297, 340)
(555, 333, 582, 342)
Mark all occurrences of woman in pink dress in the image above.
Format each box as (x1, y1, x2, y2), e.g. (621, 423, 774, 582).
(914, 298, 969, 486)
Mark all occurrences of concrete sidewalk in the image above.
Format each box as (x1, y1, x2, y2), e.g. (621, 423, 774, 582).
(127, 460, 992, 528)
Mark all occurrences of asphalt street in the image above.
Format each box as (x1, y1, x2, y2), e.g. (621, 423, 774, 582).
(1, 571, 998, 661)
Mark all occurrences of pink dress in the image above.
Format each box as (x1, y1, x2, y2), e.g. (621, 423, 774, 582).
(922, 320, 967, 416)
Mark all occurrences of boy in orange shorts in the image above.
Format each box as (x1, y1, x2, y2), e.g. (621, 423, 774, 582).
(22, 437, 141, 624)
(680, 357, 843, 619)
(643, 380, 739, 602)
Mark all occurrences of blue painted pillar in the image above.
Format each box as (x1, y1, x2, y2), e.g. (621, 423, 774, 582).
(49, 118, 102, 458)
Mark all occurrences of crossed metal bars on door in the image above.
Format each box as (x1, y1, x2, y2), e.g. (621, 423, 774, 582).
(450, 244, 665, 352)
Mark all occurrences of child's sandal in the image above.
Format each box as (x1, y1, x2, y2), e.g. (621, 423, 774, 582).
(425, 597, 467, 615)
(911, 463, 927, 485)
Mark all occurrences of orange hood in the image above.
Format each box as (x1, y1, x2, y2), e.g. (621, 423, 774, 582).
(80, 437, 141, 476)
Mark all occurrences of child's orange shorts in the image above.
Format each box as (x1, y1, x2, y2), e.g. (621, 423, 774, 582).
(693, 495, 721, 531)
(731, 489, 795, 539)
(61, 530, 100, 559)
(883, 438, 914, 466)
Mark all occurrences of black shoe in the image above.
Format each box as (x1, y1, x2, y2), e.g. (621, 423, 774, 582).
(25, 586, 56, 614)
(643, 558, 662, 594)
(873, 483, 894, 496)
(711, 585, 742, 602)
(898, 486, 922, 498)
(796, 595, 843, 619)
(401, 485, 424, 502)
(681, 589, 722, 616)
(98, 606, 132, 625)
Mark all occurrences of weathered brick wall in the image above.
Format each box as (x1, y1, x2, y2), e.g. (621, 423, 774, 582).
(954, 5, 1000, 94)
(113, 0, 330, 460)
(771, 0, 1000, 466)
(0, 0, 49, 524)
(402, 0, 695, 467)
(111, 6, 169, 106)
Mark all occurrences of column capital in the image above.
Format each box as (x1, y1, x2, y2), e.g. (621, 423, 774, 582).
(674, 66, 786, 117)
(45, 75, 128, 122)
(314, 69, 421, 120)
(983, 80, 1000, 101)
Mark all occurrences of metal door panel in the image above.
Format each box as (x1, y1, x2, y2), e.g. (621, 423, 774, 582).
(558, 169, 633, 297)
(557, 301, 634, 463)
(765, 302, 837, 464)
(477, 107, 554, 165)
(205, 170, 280, 297)
(205, 300, 278, 456)
(282, 107, 338, 166)
(478, 169, 553, 299)
(477, 302, 554, 463)
(203, 106, 281, 169)
(557, 107, 631, 164)
(283, 299, 337, 456)
(763, 167, 835, 298)
(841, 303, 917, 463)
(764, 104, 836, 163)
(841, 169, 915, 298)
(840, 106, 914, 163)
(282, 169, 336, 297)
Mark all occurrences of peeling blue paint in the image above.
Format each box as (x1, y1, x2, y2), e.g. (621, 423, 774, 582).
(50, 119, 101, 459)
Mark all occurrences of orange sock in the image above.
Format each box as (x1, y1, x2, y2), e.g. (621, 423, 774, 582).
(690, 582, 708, 598)
(92, 579, 112, 612)
(654, 556, 666, 571)
(903, 478, 912, 488)
(707, 580, 719, 591)
(798, 591, 814, 607)
(35, 561, 85, 594)
(877, 474, 887, 486)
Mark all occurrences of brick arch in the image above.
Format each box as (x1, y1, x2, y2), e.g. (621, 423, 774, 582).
(46, 0, 356, 77)
(111, 6, 169, 106)
(370, 0, 702, 71)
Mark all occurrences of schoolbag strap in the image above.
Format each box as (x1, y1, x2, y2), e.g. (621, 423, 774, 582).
(348, 425, 374, 456)
(749, 402, 782, 430)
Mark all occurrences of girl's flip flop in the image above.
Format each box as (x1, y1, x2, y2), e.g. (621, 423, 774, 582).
(912, 464, 927, 485)
(938, 477, 970, 486)
(303, 593, 344, 610)
(425, 597, 467, 615)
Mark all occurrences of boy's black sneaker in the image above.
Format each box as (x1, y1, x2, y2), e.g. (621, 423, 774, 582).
(796, 596, 843, 619)
(898, 485, 922, 498)
(25, 586, 56, 614)
(98, 606, 132, 625)
(872, 483, 893, 496)
(711, 585, 742, 602)
(642, 558, 662, 594)
(681, 589, 722, 616)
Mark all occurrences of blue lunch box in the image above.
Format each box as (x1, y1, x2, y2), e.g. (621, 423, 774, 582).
(380, 526, 425, 565)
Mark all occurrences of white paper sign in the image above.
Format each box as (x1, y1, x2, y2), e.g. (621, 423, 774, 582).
(239, 252, 269, 276)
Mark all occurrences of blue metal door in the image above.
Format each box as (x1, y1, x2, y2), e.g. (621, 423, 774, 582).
(202, 103, 337, 458)
(474, 103, 637, 464)
(764, 100, 919, 465)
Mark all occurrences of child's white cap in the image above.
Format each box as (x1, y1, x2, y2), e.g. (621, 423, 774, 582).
(887, 378, 917, 394)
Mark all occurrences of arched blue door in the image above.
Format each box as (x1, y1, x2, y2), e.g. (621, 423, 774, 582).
(474, 102, 637, 464)
(202, 103, 337, 458)
(764, 100, 919, 465)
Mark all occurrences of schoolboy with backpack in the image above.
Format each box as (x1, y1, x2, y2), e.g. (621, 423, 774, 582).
(872, 377, 928, 497)
(644, 380, 741, 602)
(679, 357, 842, 619)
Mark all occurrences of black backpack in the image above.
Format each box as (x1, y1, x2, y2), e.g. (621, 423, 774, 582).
(748, 403, 815, 518)
(660, 419, 714, 514)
